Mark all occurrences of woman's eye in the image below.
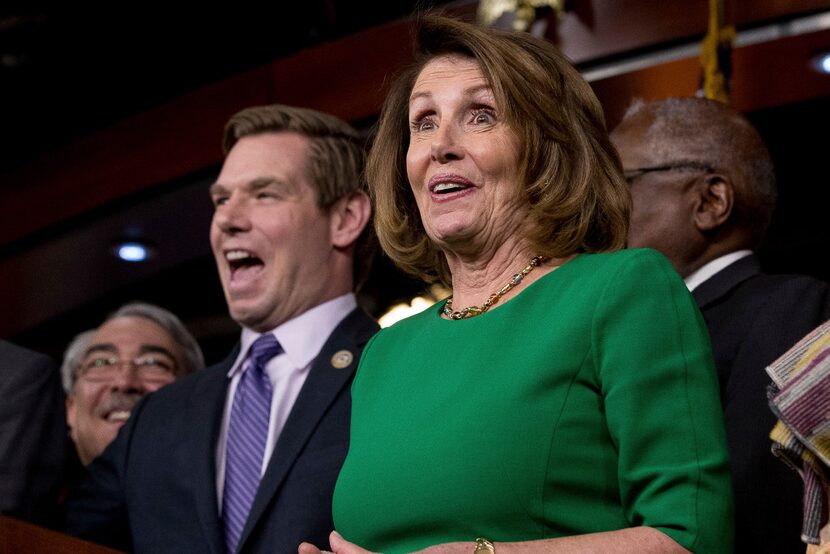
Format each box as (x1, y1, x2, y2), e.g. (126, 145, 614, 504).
(411, 118, 436, 132)
(471, 110, 496, 125)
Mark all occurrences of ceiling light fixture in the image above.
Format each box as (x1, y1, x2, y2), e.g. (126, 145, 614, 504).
(810, 51, 830, 74)
(115, 241, 151, 262)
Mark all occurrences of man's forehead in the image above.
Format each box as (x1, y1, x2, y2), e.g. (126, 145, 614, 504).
(613, 115, 690, 166)
(88, 317, 176, 353)
(213, 132, 312, 193)
(84, 341, 175, 355)
(224, 132, 309, 172)
(612, 122, 659, 164)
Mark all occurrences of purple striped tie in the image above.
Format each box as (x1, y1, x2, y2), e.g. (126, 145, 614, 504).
(222, 333, 282, 553)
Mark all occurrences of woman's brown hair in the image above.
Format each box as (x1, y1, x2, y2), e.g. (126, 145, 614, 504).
(368, 14, 629, 286)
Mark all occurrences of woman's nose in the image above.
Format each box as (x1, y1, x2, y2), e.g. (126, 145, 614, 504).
(430, 124, 464, 163)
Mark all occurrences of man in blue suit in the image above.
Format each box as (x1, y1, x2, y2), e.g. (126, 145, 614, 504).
(66, 104, 378, 553)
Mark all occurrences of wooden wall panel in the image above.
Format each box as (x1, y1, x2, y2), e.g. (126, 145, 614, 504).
(3, 0, 830, 249)
(593, 27, 830, 128)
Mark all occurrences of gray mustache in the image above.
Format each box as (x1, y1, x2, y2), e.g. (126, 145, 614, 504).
(97, 392, 143, 417)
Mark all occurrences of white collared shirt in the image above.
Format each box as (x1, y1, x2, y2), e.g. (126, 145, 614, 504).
(684, 250, 753, 292)
(215, 293, 357, 511)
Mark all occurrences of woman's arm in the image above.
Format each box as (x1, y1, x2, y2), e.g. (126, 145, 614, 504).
(300, 528, 690, 554)
(590, 250, 733, 552)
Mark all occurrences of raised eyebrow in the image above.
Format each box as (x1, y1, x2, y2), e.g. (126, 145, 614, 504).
(208, 182, 229, 198)
(409, 90, 432, 105)
(408, 84, 495, 106)
(249, 177, 283, 191)
(83, 344, 118, 358)
(465, 84, 494, 99)
(250, 177, 301, 197)
(209, 178, 292, 197)
(136, 345, 177, 360)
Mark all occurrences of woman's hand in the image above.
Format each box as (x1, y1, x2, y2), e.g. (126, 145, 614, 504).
(299, 531, 378, 554)
(299, 532, 471, 554)
(299, 528, 687, 554)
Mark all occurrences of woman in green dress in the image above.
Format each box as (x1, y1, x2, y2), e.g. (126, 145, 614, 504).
(301, 14, 733, 554)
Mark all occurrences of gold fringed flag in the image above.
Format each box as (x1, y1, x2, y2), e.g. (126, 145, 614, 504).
(699, 0, 735, 104)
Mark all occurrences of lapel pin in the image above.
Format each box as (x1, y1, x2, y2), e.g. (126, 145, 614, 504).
(331, 350, 354, 369)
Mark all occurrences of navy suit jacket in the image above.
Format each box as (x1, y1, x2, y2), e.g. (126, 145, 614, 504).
(693, 254, 830, 553)
(0, 341, 66, 525)
(66, 308, 378, 554)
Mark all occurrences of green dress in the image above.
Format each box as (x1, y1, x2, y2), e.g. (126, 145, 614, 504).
(333, 249, 733, 553)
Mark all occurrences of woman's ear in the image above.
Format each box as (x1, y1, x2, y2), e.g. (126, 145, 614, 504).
(330, 191, 372, 249)
(694, 174, 734, 232)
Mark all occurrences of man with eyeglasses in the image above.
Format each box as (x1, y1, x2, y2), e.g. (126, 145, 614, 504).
(611, 97, 830, 553)
(61, 302, 204, 466)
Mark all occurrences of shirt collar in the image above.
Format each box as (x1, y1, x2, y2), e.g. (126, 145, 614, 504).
(684, 250, 753, 292)
(227, 293, 358, 377)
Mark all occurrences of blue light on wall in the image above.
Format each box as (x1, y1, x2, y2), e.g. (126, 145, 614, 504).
(116, 242, 150, 262)
(811, 52, 830, 74)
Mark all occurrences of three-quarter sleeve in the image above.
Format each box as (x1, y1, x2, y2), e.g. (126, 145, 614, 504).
(594, 249, 733, 552)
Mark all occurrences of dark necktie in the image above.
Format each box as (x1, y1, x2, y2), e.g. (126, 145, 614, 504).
(222, 333, 282, 553)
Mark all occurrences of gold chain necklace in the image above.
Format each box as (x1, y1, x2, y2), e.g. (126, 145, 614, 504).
(442, 255, 546, 320)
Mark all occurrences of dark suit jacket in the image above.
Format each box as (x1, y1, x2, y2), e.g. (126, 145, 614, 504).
(65, 308, 378, 554)
(0, 341, 66, 525)
(693, 254, 830, 553)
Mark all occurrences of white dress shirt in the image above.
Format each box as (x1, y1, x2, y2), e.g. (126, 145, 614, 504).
(684, 249, 753, 292)
(215, 293, 358, 510)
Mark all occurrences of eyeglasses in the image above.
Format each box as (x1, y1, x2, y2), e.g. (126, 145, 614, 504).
(623, 162, 714, 185)
(78, 354, 176, 383)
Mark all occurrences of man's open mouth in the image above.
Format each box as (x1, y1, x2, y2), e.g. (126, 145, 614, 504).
(226, 250, 264, 280)
(99, 392, 142, 423)
(104, 409, 131, 423)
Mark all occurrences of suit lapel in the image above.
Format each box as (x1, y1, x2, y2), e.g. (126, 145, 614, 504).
(693, 253, 763, 309)
(236, 309, 377, 552)
(189, 344, 240, 554)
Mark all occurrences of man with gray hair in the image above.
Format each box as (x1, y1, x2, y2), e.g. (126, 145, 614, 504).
(62, 302, 204, 466)
(611, 97, 830, 553)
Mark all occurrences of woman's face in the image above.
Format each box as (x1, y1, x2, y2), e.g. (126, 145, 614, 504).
(406, 55, 527, 252)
